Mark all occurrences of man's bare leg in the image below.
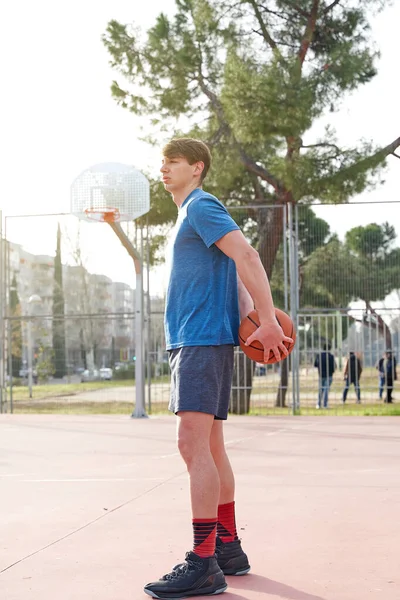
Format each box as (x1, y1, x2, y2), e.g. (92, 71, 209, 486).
(144, 412, 227, 598)
(210, 420, 234, 504)
(177, 411, 220, 517)
(210, 419, 250, 575)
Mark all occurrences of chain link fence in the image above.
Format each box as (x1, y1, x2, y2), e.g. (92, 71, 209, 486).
(1, 202, 399, 415)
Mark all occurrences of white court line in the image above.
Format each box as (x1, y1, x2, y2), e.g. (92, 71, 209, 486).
(4, 429, 292, 478)
(1, 470, 185, 574)
(21, 477, 164, 483)
(157, 452, 180, 459)
(120, 428, 290, 465)
(225, 428, 288, 446)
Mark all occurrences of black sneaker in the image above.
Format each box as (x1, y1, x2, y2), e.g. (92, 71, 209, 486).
(215, 537, 250, 576)
(144, 551, 227, 599)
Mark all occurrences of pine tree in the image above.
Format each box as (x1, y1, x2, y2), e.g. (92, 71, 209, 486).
(103, 0, 400, 278)
(52, 224, 66, 378)
(9, 273, 22, 378)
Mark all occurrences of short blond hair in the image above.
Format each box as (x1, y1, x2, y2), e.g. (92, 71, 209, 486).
(163, 138, 212, 182)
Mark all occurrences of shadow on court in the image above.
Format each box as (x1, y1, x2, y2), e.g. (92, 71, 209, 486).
(1, 414, 399, 600)
(226, 573, 327, 599)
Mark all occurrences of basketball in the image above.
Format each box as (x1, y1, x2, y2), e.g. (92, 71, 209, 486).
(239, 308, 296, 364)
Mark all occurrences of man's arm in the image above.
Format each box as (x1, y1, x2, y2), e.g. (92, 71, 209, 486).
(237, 274, 254, 321)
(215, 229, 292, 362)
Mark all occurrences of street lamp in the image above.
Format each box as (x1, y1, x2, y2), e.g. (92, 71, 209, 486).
(27, 294, 42, 398)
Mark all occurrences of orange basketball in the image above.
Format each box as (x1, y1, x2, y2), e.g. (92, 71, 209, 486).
(239, 308, 296, 364)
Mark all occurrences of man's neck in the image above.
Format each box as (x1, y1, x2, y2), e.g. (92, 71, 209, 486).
(172, 183, 202, 207)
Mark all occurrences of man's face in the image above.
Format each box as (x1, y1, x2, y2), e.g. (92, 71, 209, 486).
(160, 155, 203, 192)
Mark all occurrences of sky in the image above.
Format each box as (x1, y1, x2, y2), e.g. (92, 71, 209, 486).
(1, 0, 399, 296)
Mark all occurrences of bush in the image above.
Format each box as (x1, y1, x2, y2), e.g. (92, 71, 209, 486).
(112, 362, 170, 380)
(113, 365, 135, 380)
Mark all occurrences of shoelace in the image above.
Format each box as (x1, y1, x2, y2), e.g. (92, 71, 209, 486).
(162, 557, 202, 581)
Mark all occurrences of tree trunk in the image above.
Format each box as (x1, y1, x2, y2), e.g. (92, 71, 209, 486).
(258, 206, 285, 279)
(80, 328, 87, 370)
(275, 358, 289, 407)
(231, 206, 285, 413)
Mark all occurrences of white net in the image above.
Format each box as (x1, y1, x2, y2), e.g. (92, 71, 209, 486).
(71, 163, 150, 222)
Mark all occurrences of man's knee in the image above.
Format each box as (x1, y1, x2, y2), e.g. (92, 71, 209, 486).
(177, 427, 195, 464)
(177, 412, 213, 465)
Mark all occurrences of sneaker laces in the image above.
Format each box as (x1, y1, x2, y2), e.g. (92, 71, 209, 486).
(162, 554, 202, 581)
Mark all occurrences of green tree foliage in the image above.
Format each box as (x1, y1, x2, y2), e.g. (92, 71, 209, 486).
(304, 222, 400, 308)
(344, 223, 400, 305)
(103, 0, 400, 277)
(267, 205, 330, 307)
(302, 235, 356, 308)
(303, 222, 400, 347)
(9, 273, 23, 378)
(345, 222, 400, 347)
(35, 342, 56, 383)
(52, 224, 66, 378)
(346, 223, 396, 259)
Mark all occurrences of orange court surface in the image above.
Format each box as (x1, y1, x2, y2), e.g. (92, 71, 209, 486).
(1, 414, 399, 600)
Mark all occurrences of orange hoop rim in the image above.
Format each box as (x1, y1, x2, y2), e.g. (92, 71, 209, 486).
(84, 208, 121, 223)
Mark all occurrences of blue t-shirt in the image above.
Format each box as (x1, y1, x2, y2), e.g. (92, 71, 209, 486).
(164, 188, 240, 350)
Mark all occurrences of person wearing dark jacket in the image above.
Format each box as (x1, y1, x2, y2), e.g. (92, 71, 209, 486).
(342, 352, 362, 404)
(314, 343, 336, 409)
(376, 353, 386, 400)
(378, 351, 397, 403)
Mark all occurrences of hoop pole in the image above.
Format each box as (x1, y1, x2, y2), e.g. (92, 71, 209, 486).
(108, 222, 141, 273)
(107, 222, 147, 418)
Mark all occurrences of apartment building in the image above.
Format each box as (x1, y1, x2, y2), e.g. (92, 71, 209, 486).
(2, 241, 140, 369)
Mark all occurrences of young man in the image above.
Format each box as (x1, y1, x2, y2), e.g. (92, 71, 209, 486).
(144, 138, 292, 599)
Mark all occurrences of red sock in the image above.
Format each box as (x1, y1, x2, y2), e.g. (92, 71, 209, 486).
(217, 501, 238, 543)
(193, 518, 217, 558)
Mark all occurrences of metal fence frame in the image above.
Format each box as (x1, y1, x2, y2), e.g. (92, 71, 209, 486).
(1, 202, 400, 414)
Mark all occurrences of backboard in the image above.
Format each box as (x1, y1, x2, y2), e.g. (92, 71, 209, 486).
(71, 162, 150, 222)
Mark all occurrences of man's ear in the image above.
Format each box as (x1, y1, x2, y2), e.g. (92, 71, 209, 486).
(194, 161, 204, 176)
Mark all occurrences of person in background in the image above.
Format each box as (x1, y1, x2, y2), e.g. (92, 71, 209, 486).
(378, 350, 397, 403)
(376, 352, 386, 401)
(342, 352, 362, 404)
(314, 342, 336, 409)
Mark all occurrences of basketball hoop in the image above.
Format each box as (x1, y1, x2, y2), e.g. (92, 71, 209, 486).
(84, 207, 129, 224)
(70, 161, 150, 419)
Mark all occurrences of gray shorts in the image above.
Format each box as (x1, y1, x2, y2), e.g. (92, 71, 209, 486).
(168, 345, 234, 420)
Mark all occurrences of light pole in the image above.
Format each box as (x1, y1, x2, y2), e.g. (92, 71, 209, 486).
(27, 294, 42, 398)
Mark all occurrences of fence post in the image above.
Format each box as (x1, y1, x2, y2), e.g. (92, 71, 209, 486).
(288, 204, 300, 413)
(0, 210, 3, 412)
(336, 310, 343, 370)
